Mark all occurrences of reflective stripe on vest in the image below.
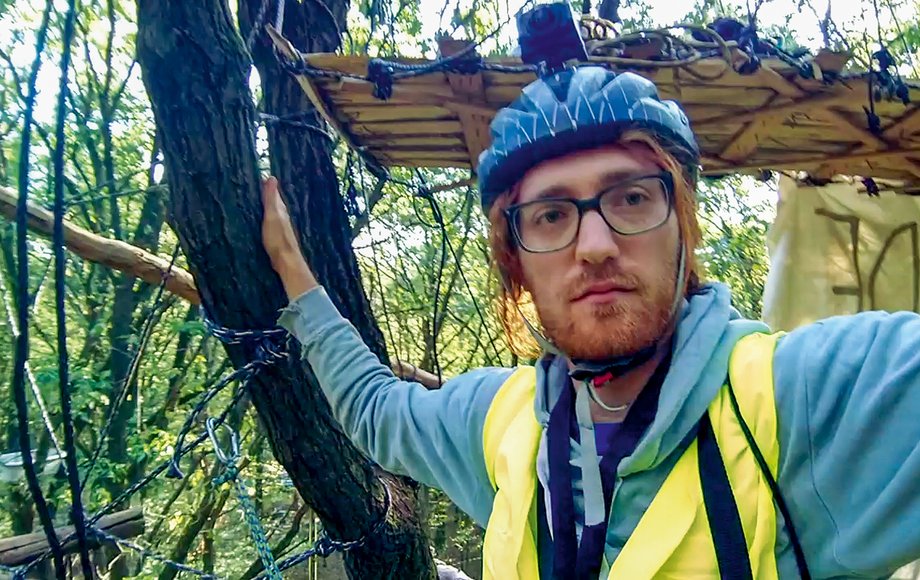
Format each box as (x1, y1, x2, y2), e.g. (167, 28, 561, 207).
(481, 332, 783, 579)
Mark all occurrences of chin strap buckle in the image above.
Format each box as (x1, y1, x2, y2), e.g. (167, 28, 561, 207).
(591, 372, 614, 388)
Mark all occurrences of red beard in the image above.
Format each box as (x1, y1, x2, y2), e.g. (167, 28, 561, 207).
(531, 261, 677, 360)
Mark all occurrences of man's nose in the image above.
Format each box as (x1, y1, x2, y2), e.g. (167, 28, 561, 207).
(574, 210, 621, 264)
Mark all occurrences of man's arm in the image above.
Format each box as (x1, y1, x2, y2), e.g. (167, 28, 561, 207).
(278, 287, 510, 528)
(773, 311, 920, 577)
(262, 177, 507, 527)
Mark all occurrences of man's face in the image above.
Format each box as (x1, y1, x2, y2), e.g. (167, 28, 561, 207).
(514, 143, 681, 361)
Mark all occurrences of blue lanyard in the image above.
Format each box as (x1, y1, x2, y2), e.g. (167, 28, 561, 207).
(546, 355, 669, 579)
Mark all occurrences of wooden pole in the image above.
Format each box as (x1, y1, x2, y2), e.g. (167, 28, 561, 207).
(0, 186, 444, 386)
(0, 508, 144, 567)
(0, 186, 200, 304)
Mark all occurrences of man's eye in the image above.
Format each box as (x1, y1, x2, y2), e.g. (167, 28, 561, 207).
(624, 191, 650, 205)
(533, 205, 571, 225)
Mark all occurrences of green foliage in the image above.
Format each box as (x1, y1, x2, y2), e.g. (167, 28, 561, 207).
(696, 175, 775, 319)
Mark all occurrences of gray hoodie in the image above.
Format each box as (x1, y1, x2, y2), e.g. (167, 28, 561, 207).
(278, 281, 920, 578)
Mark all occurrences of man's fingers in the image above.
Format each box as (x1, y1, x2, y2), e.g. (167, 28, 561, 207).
(262, 176, 280, 208)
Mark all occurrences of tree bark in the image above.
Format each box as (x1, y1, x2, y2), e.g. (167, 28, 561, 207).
(135, 1, 435, 577)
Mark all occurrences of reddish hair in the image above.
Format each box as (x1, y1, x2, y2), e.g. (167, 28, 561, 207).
(487, 131, 703, 358)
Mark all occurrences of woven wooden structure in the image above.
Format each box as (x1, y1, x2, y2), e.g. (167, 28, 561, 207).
(269, 27, 920, 186)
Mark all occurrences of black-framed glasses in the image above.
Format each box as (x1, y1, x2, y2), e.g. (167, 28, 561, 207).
(504, 171, 675, 253)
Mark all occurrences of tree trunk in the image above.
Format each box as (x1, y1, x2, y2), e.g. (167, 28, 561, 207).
(135, 1, 435, 578)
(105, 183, 165, 508)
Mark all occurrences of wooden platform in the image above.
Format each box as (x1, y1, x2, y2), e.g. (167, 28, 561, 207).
(270, 29, 920, 185)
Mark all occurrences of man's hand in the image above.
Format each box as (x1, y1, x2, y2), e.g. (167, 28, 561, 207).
(261, 176, 318, 299)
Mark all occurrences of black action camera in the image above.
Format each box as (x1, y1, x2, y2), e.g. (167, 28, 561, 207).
(516, 2, 588, 74)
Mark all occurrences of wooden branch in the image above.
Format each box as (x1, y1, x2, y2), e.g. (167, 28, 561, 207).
(0, 186, 200, 304)
(2, 186, 442, 391)
(428, 177, 476, 194)
(391, 358, 443, 389)
(0, 508, 144, 566)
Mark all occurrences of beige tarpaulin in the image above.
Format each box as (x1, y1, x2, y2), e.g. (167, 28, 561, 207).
(762, 176, 920, 580)
(762, 175, 920, 332)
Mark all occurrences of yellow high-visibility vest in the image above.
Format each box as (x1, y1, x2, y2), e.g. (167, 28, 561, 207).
(481, 332, 783, 579)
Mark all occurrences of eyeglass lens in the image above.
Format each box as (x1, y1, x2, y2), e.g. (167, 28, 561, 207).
(512, 175, 671, 253)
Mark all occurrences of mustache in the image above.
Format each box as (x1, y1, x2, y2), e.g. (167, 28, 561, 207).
(567, 266, 642, 300)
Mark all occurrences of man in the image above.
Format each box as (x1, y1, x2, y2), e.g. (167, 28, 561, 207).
(261, 65, 920, 578)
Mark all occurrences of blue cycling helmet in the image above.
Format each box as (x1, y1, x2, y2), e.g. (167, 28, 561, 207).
(477, 66, 700, 210)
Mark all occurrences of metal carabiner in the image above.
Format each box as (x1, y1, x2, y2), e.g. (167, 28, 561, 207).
(206, 417, 240, 466)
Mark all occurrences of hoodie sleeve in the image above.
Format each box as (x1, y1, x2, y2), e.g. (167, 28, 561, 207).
(277, 287, 510, 528)
(772, 310, 920, 578)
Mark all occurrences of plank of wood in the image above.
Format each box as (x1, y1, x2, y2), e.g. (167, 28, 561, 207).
(750, 62, 806, 98)
(656, 82, 681, 101)
(480, 70, 537, 86)
(442, 100, 496, 119)
(363, 136, 466, 147)
(0, 508, 144, 566)
(377, 156, 472, 168)
(678, 85, 775, 108)
(882, 107, 920, 142)
(718, 95, 781, 161)
(706, 146, 920, 173)
(813, 49, 852, 75)
(329, 90, 449, 107)
(266, 26, 371, 160)
(437, 38, 494, 171)
(330, 77, 455, 99)
(304, 53, 435, 84)
(694, 89, 855, 126)
(818, 147, 920, 179)
(0, 186, 200, 304)
(368, 147, 470, 159)
(339, 105, 456, 123)
(382, 150, 471, 161)
(811, 108, 889, 149)
(484, 84, 533, 105)
(863, 99, 919, 119)
(350, 120, 464, 137)
(699, 154, 732, 170)
(810, 105, 920, 176)
(716, 85, 868, 161)
(751, 123, 864, 144)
